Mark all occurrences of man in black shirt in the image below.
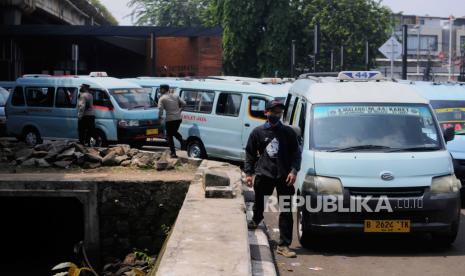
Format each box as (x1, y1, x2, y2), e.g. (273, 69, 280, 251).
(245, 100, 302, 258)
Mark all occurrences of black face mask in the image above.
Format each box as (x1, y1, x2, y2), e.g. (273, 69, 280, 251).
(267, 114, 281, 125)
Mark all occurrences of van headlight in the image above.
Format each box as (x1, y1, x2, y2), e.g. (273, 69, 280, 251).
(431, 175, 462, 194)
(303, 175, 343, 195)
(118, 120, 140, 127)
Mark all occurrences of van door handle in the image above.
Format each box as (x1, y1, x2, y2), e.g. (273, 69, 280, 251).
(244, 123, 250, 127)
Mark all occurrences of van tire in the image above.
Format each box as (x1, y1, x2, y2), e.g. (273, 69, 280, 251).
(297, 193, 322, 249)
(22, 127, 42, 147)
(187, 139, 206, 159)
(89, 130, 107, 147)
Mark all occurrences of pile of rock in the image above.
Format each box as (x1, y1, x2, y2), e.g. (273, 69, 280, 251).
(0, 140, 178, 170)
(103, 253, 155, 276)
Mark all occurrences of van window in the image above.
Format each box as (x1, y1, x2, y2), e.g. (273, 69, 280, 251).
(25, 87, 55, 107)
(216, 93, 242, 117)
(11, 87, 25, 106)
(90, 89, 111, 107)
(284, 95, 297, 124)
(249, 97, 268, 120)
(181, 90, 215, 113)
(110, 88, 152, 109)
(298, 101, 307, 135)
(56, 87, 78, 108)
(312, 104, 441, 151)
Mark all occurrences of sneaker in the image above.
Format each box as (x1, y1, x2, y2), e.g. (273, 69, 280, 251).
(247, 220, 259, 230)
(276, 245, 297, 258)
(170, 153, 178, 158)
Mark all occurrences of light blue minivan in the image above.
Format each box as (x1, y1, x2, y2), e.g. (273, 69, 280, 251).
(289, 72, 461, 247)
(6, 73, 163, 147)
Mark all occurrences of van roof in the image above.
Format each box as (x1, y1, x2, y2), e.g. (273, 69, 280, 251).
(15, 76, 141, 90)
(126, 78, 288, 98)
(290, 80, 429, 104)
(403, 81, 465, 101)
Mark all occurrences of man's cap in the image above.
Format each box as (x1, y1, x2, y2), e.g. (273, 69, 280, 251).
(266, 100, 285, 111)
(80, 83, 90, 89)
(160, 84, 170, 90)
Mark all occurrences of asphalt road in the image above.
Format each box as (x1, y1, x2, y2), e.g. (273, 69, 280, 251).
(264, 206, 465, 276)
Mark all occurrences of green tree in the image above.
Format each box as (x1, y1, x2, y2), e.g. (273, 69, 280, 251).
(129, 0, 211, 26)
(90, 0, 119, 25)
(302, 0, 391, 71)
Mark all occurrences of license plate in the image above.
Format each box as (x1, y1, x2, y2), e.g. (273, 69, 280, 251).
(146, 129, 158, 136)
(364, 220, 410, 233)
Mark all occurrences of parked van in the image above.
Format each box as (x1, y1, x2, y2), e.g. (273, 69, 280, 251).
(406, 81, 465, 201)
(289, 72, 461, 247)
(0, 87, 9, 136)
(6, 73, 163, 147)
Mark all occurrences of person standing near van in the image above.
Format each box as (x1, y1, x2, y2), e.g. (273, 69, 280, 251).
(77, 84, 95, 146)
(245, 100, 301, 258)
(158, 84, 186, 158)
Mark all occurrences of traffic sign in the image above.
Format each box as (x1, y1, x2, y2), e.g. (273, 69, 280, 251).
(378, 36, 402, 61)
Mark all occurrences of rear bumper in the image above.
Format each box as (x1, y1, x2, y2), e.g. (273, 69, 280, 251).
(301, 188, 461, 234)
(117, 125, 164, 144)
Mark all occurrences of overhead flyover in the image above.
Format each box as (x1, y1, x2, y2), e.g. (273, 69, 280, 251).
(0, 25, 223, 80)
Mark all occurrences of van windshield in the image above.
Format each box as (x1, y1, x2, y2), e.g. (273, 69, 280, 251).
(312, 104, 442, 152)
(430, 100, 465, 134)
(109, 88, 154, 109)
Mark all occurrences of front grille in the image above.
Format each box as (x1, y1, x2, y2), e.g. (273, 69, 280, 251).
(347, 187, 425, 198)
(335, 211, 432, 223)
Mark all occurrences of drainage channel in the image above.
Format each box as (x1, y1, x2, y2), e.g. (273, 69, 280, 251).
(0, 177, 190, 275)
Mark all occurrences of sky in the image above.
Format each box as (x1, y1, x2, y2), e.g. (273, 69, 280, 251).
(99, 0, 465, 26)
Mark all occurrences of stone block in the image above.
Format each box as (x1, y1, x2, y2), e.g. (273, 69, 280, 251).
(204, 170, 230, 187)
(205, 186, 234, 199)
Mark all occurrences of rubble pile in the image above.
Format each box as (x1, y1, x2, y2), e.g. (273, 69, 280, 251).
(0, 140, 179, 170)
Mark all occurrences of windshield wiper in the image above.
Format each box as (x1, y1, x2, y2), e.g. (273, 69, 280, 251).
(328, 145, 392, 152)
(388, 146, 441, 152)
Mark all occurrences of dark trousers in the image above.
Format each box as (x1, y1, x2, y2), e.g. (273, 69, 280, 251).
(78, 116, 95, 145)
(253, 175, 295, 246)
(165, 119, 183, 154)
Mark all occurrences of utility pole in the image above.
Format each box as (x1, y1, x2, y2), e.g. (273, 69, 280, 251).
(402, 24, 408, 80)
(314, 22, 320, 73)
(331, 50, 334, 72)
(416, 25, 421, 75)
(365, 41, 369, 71)
(72, 44, 79, 76)
(340, 45, 344, 71)
(291, 40, 296, 77)
(448, 15, 454, 81)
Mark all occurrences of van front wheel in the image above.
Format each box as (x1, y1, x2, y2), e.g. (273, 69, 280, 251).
(23, 128, 42, 147)
(187, 139, 206, 159)
(89, 130, 107, 148)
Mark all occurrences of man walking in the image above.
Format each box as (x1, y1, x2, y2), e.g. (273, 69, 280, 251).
(245, 100, 301, 258)
(77, 84, 95, 146)
(158, 84, 186, 158)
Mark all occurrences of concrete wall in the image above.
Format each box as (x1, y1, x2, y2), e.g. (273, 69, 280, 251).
(0, 174, 190, 268)
(155, 37, 222, 77)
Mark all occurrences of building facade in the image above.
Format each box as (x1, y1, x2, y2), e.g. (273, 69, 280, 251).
(376, 14, 465, 81)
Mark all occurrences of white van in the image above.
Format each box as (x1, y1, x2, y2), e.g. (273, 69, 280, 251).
(176, 79, 287, 160)
(289, 72, 461, 247)
(126, 77, 290, 161)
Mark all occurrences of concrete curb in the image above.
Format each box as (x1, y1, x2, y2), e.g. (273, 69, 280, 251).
(154, 160, 252, 276)
(244, 185, 278, 276)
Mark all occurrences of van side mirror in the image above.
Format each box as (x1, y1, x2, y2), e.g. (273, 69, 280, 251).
(444, 127, 455, 143)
